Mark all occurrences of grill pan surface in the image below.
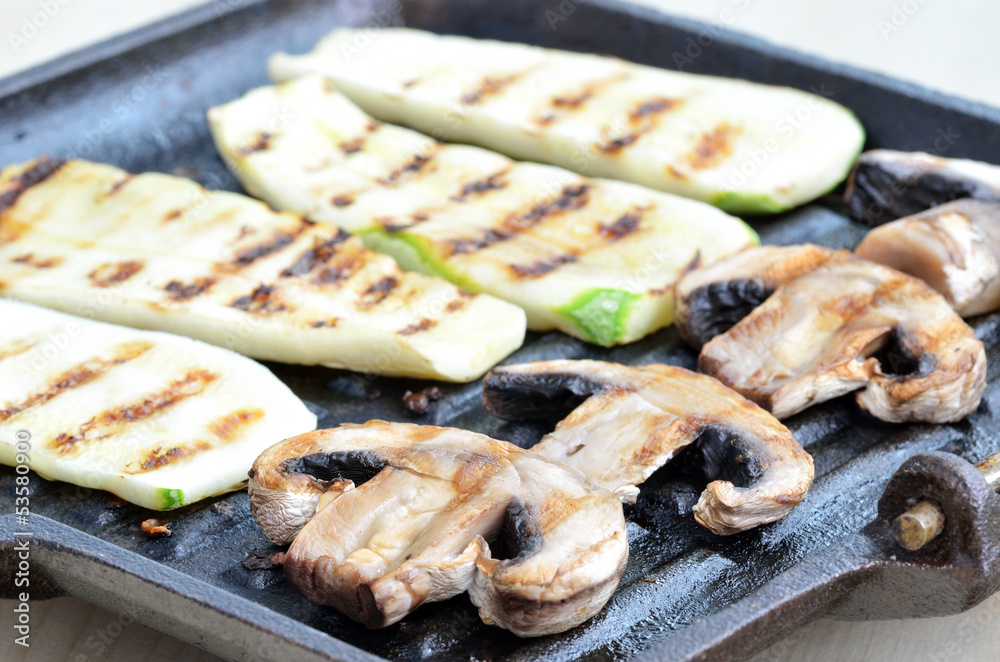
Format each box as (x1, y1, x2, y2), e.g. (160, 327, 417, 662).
(3, 1, 1000, 660)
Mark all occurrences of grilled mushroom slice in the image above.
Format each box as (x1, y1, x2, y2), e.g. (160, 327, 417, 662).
(855, 200, 1000, 317)
(248, 421, 628, 636)
(674, 244, 833, 349)
(482, 360, 813, 536)
(844, 150, 1000, 226)
(696, 248, 986, 422)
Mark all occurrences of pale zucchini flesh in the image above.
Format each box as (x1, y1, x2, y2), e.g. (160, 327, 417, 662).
(208, 76, 759, 345)
(0, 159, 525, 381)
(0, 299, 316, 510)
(268, 28, 866, 213)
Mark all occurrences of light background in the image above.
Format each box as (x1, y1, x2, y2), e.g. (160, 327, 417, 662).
(1, 0, 999, 660)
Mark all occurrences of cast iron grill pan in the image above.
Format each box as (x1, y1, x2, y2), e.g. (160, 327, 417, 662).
(2, 1, 1000, 660)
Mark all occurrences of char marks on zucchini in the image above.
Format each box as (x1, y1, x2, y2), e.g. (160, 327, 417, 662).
(0, 158, 526, 381)
(0, 299, 317, 510)
(0, 341, 153, 424)
(208, 76, 759, 345)
(52, 369, 220, 456)
(266, 28, 864, 212)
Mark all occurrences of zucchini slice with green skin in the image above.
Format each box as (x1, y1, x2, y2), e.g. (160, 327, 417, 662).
(208, 76, 759, 345)
(0, 159, 525, 382)
(0, 299, 316, 510)
(268, 28, 865, 213)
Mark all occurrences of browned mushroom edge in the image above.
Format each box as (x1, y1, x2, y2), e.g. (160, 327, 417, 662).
(482, 360, 814, 535)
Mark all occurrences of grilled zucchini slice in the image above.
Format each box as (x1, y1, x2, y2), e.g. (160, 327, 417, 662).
(268, 28, 865, 213)
(0, 158, 525, 381)
(0, 299, 316, 510)
(208, 76, 758, 345)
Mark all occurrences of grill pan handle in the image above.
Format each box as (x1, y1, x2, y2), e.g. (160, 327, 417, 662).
(639, 449, 1000, 662)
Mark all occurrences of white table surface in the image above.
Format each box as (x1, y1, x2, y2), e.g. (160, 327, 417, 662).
(2, 1, 1000, 660)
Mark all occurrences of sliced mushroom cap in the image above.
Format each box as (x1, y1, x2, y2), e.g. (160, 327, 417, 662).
(674, 244, 833, 350)
(855, 199, 1000, 317)
(697, 249, 986, 422)
(249, 431, 396, 546)
(483, 360, 814, 536)
(844, 149, 1000, 226)
(248, 421, 627, 636)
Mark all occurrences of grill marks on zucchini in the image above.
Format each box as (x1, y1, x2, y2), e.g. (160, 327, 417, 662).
(209, 408, 266, 441)
(448, 184, 591, 257)
(338, 120, 381, 155)
(359, 276, 399, 309)
(52, 369, 220, 456)
(378, 146, 440, 186)
(279, 231, 351, 277)
(88, 260, 144, 287)
(239, 132, 273, 155)
(595, 97, 680, 154)
(445, 292, 473, 313)
(0, 158, 525, 380)
(540, 71, 632, 123)
(687, 123, 741, 171)
(11, 252, 62, 269)
(125, 407, 266, 474)
(128, 443, 212, 474)
(164, 277, 216, 301)
(208, 76, 759, 345)
(230, 284, 288, 315)
(460, 73, 524, 106)
(0, 300, 318, 509)
(106, 175, 133, 196)
(598, 208, 645, 241)
(377, 211, 431, 233)
(0, 157, 66, 214)
(0, 341, 153, 424)
(451, 169, 510, 201)
(231, 229, 300, 268)
(397, 318, 437, 335)
(510, 254, 579, 278)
